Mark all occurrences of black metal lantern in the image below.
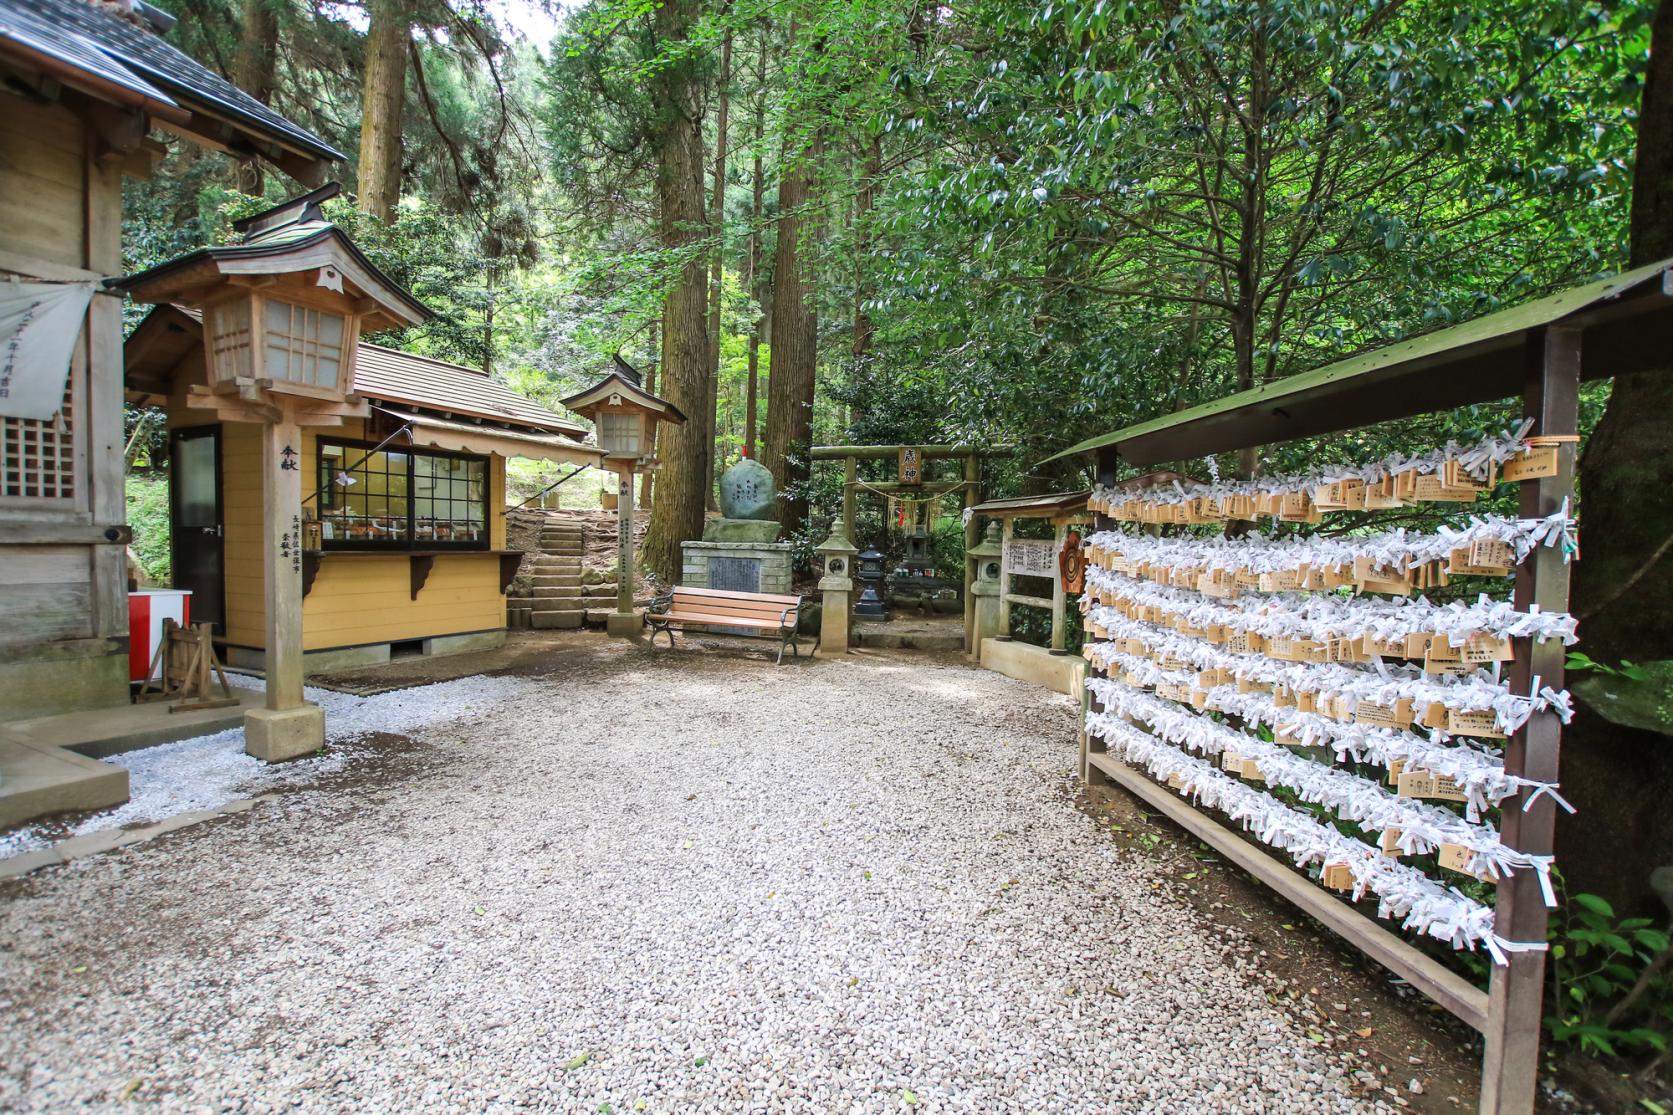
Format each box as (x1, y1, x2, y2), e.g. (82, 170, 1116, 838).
(854, 545, 889, 620)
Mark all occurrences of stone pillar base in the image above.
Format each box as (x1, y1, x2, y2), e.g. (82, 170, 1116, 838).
(244, 702, 325, 762)
(816, 586, 852, 657)
(606, 610, 644, 638)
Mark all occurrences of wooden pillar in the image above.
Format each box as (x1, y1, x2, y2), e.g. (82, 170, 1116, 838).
(843, 455, 857, 541)
(1084, 446, 1119, 784)
(1049, 521, 1068, 654)
(244, 412, 323, 761)
(617, 467, 634, 614)
(1479, 325, 1580, 1114)
(962, 452, 979, 656)
(263, 416, 305, 711)
(998, 516, 1015, 639)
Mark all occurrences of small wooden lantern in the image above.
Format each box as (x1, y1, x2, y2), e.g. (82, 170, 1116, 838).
(559, 355, 686, 469)
(559, 356, 687, 632)
(123, 184, 429, 414)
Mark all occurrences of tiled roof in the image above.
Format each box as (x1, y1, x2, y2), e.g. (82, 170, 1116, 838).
(0, 0, 343, 161)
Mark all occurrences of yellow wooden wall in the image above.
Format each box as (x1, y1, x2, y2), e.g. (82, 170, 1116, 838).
(174, 402, 508, 653)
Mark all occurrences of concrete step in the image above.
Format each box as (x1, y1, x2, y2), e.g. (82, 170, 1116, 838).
(530, 574, 582, 588)
(539, 532, 585, 544)
(538, 545, 584, 557)
(530, 586, 584, 601)
(530, 609, 585, 630)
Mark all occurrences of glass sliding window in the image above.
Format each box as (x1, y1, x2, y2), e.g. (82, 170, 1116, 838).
(413, 453, 487, 544)
(315, 439, 487, 550)
(264, 299, 346, 388)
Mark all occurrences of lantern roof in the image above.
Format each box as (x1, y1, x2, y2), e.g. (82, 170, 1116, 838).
(558, 354, 688, 424)
(118, 183, 431, 332)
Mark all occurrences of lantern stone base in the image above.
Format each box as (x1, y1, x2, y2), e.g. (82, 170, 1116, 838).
(606, 609, 644, 638)
(816, 582, 852, 657)
(244, 702, 325, 762)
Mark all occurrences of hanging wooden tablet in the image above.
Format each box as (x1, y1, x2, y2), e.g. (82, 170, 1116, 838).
(1446, 708, 1506, 739)
(1387, 758, 1407, 787)
(1462, 633, 1515, 664)
(1321, 862, 1357, 892)
(1379, 828, 1404, 858)
(1221, 749, 1245, 773)
(1240, 758, 1265, 782)
(1502, 444, 1560, 482)
(1438, 842, 1499, 883)
(1396, 769, 1469, 803)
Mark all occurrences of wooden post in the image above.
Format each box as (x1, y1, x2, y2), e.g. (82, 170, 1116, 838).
(1084, 446, 1119, 784)
(962, 452, 979, 656)
(1479, 325, 1580, 1114)
(263, 416, 305, 711)
(843, 454, 857, 542)
(617, 466, 634, 615)
(1049, 521, 1068, 654)
(998, 516, 1015, 639)
(244, 412, 323, 761)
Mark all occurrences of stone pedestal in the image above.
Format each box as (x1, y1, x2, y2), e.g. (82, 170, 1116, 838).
(817, 579, 852, 657)
(606, 609, 644, 638)
(244, 703, 325, 762)
(971, 576, 1002, 646)
(681, 540, 795, 595)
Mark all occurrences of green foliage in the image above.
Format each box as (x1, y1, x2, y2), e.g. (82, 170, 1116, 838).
(1549, 888, 1673, 1060)
(125, 474, 171, 584)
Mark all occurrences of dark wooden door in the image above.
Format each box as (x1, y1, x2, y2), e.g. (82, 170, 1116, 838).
(169, 425, 225, 633)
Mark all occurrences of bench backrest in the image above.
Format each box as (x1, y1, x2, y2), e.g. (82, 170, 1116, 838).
(670, 585, 800, 623)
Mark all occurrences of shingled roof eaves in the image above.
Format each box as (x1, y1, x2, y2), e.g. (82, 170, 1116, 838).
(3, 0, 344, 162)
(0, 0, 183, 115)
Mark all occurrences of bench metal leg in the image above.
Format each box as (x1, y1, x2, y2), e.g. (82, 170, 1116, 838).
(650, 624, 675, 649)
(776, 628, 798, 665)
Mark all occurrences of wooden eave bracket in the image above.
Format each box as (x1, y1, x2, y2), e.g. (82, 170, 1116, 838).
(409, 554, 434, 600)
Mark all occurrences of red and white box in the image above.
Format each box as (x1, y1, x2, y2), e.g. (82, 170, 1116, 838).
(128, 589, 191, 682)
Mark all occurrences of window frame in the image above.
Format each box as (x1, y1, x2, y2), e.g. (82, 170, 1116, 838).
(315, 437, 490, 552)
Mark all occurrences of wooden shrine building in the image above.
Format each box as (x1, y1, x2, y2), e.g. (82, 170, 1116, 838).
(0, 0, 344, 720)
(123, 195, 601, 672)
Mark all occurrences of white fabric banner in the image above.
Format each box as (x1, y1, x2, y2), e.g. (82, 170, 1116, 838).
(0, 280, 97, 420)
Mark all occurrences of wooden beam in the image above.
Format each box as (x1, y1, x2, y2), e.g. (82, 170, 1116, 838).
(1087, 751, 1491, 1032)
(1480, 326, 1581, 1113)
(810, 444, 1013, 461)
(1050, 522, 1067, 653)
(963, 453, 979, 656)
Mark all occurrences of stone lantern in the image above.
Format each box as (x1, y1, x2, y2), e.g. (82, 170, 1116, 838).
(968, 521, 1005, 647)
(854, 545, 889, 621)
(560, 356, 687, 636)
(814, 531, 859, 656)
(121, 184, 430, 761)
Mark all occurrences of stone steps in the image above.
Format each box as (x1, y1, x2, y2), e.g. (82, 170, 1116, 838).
(508, 518, 597, 629)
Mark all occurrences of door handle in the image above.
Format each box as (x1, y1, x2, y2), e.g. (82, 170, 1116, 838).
(201, 525, 222, 537)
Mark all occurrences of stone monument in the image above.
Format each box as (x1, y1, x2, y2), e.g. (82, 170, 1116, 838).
(681, 456, 797, 600)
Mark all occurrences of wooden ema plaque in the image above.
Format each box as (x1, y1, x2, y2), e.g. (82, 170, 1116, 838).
(1411, 474, 1482, 503)
(1386, 757, 1407, 787)
(1356, 698, 1415, 730)
(1220, 749, 1244, 773)
(1352, 556, 1413, 595)
(1396, 769, 1469, 803)
(1320, 862, 1357, 892)
(1501, 443, 1561, 482)
(1438, 842, 1500, 883)
(1258, 569, 1301, 593)
(1379, 828, 1404, 858)
(1447, 707, 1506, 739)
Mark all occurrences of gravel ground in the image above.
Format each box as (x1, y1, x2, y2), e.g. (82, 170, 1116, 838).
(0, 647, 1381, 1113)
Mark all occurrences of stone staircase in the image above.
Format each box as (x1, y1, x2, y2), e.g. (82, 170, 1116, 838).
(507, 518, 618, 630)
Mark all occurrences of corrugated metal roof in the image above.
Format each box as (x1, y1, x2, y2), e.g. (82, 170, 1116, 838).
(1043, 259, 1673, 467)
(352, 344, 587, 438)
(0, 0, 343, 162)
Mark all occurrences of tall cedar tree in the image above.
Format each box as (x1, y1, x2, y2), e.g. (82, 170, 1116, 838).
(358, 0, 409, 221)
(703, 32, 732, 509)
(763, 21, 820, 535)
(640, 0, 711, 583)
(1561, 0, 1673, 912)
(233, 0, 278, 195)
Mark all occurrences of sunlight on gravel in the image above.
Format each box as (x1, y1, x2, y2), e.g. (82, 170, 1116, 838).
(0, 652, 1381, 1113)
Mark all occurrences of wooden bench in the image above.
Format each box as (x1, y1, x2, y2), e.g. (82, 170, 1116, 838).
(647, 585, 805, 664)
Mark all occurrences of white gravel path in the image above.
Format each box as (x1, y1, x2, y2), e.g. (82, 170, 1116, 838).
(0, 649, 1380, 1113)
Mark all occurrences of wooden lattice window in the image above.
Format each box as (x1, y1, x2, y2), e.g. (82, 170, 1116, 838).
(0, 363, 78, 502)
(206, 298, 253, 381)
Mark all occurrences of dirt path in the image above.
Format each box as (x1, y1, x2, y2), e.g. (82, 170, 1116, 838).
(0, 636, 1471, 1112)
